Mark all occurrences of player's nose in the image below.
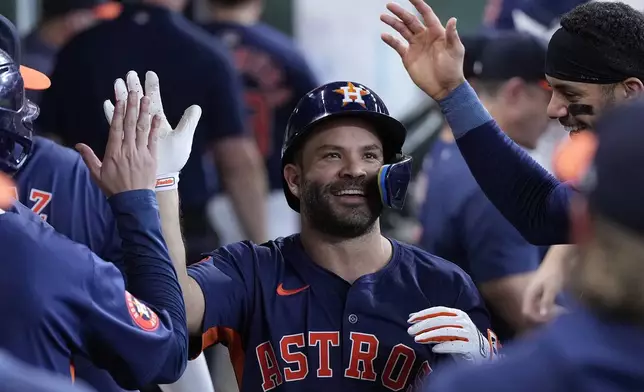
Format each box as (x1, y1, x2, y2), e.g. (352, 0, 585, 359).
(547, 95, 569, 119)
(338, 156, 368, 178)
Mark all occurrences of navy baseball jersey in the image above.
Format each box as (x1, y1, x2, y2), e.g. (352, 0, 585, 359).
(0, 349, 95, 392)
(12, 136, 127, 392)
(201, 21, 318, 191)
(13, 136, 122, 264)
(0, 191, 188, 389)
(426, 307, 644, 392)
(187, 234, 491, 391)
(38, 3, 249, 209)
(417, 140, 540, 340)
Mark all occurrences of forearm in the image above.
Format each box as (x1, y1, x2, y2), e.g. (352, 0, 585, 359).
(157, 189, 206, 334)
(439, 82, 574, 244)
(108, 190, 188, 382)
(220, 162, 268, 244)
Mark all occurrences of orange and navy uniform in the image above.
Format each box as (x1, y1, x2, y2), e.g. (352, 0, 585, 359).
(0, 191, 187, 389)
(187, 234, 491, 391)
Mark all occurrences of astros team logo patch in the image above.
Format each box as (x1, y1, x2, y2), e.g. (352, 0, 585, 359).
(125, 291, 160, 332)
(333, 82, 369, 107)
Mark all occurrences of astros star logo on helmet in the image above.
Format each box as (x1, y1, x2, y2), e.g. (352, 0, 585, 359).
(333, 82, 370, 107)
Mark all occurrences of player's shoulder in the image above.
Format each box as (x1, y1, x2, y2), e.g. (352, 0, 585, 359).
(166, 14, 234, 64)
(29, 137, 85, 168)
(394, 240, 477, 284)
(0, 200, 94, 277)
(395, 240, 467, 272)
(199, 235, 297, 265)
(204, 21, 310, 67)
(19, 137, 91, 187)
(56, 20, 114, 58)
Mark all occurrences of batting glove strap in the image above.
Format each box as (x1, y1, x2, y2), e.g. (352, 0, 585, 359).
(155, 172, 179, 191)
(407, 306, 502, 365)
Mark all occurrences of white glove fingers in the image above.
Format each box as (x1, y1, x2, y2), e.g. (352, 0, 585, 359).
(408, 306, 464, 324)
(431, 340, 469, 355)
(407, 315, 466, 336)
(114, 78, 128, 102)
(415, 327, 470, 344)
(126, 71, 143, 118)
(103, 100, 115, 124)
(145, 71, 164, 115)
(176, 105, 202, 136)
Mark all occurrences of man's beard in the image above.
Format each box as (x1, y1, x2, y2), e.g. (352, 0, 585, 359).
(300, 176, 382, 239)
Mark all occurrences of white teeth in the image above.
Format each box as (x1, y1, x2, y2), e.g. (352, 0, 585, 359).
(337, 190, 364, 196)
(564, 126, 584, 133)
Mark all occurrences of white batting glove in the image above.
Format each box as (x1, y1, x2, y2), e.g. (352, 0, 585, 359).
(408, 306, 501, 365)
(104, 70, 202, 191)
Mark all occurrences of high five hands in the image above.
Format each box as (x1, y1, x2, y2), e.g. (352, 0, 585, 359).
(381, 0, 466, 100)
(76, 90, 161, 197)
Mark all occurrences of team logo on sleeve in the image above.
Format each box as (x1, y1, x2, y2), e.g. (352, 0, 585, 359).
(125, 291, 160, 332)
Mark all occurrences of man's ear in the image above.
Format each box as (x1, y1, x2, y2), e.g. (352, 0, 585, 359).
(622, 77, 644, 99)
(499, 77, 526, 102)
(283, 163, 301, 199)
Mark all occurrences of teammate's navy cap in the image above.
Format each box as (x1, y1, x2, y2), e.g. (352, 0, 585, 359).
(472, 31, 550, 89)
(41, 0, 122, 20)
(461, 34, 490, 80)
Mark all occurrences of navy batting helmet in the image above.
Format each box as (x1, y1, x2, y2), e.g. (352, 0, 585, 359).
(0, 15, 49, 174)
(281, 81, 412, 213)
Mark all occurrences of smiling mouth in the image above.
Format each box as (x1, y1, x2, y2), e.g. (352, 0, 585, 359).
(561, 124, 588, 135)
(333, 189, 366, 197)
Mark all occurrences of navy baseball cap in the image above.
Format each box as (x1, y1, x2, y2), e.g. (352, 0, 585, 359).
(42, 0, 122, 20)
(461, 34, 490, 80)
(470, 31, 549, 89)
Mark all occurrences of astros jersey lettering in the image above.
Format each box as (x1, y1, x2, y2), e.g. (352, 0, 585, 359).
(0, 193, 186, 389)
(187, 234, 491, 391)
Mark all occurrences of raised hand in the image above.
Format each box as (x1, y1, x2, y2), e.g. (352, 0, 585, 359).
(77, 89, 162, 197)
(104, 71, 202, 191)
(381, 0, 466, 100)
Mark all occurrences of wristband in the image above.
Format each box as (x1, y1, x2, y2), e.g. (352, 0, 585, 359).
(155, 172, 179, 191)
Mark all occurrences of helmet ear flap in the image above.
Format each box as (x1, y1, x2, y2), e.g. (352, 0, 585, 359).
(378, 154, 412, 210)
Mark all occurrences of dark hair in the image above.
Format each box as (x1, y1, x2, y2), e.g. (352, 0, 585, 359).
(560, 2, 644, 73)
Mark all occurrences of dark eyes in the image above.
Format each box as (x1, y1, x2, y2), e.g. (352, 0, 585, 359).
(322, 152, 380, 160)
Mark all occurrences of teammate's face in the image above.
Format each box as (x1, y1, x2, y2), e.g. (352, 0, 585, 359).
(546, 76, 619, 135)
(505, 82, 552, 149)
(292, 118, 384, 238)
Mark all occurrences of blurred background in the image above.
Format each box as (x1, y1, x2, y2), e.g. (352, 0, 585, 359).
(1, 0, 504, 243)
